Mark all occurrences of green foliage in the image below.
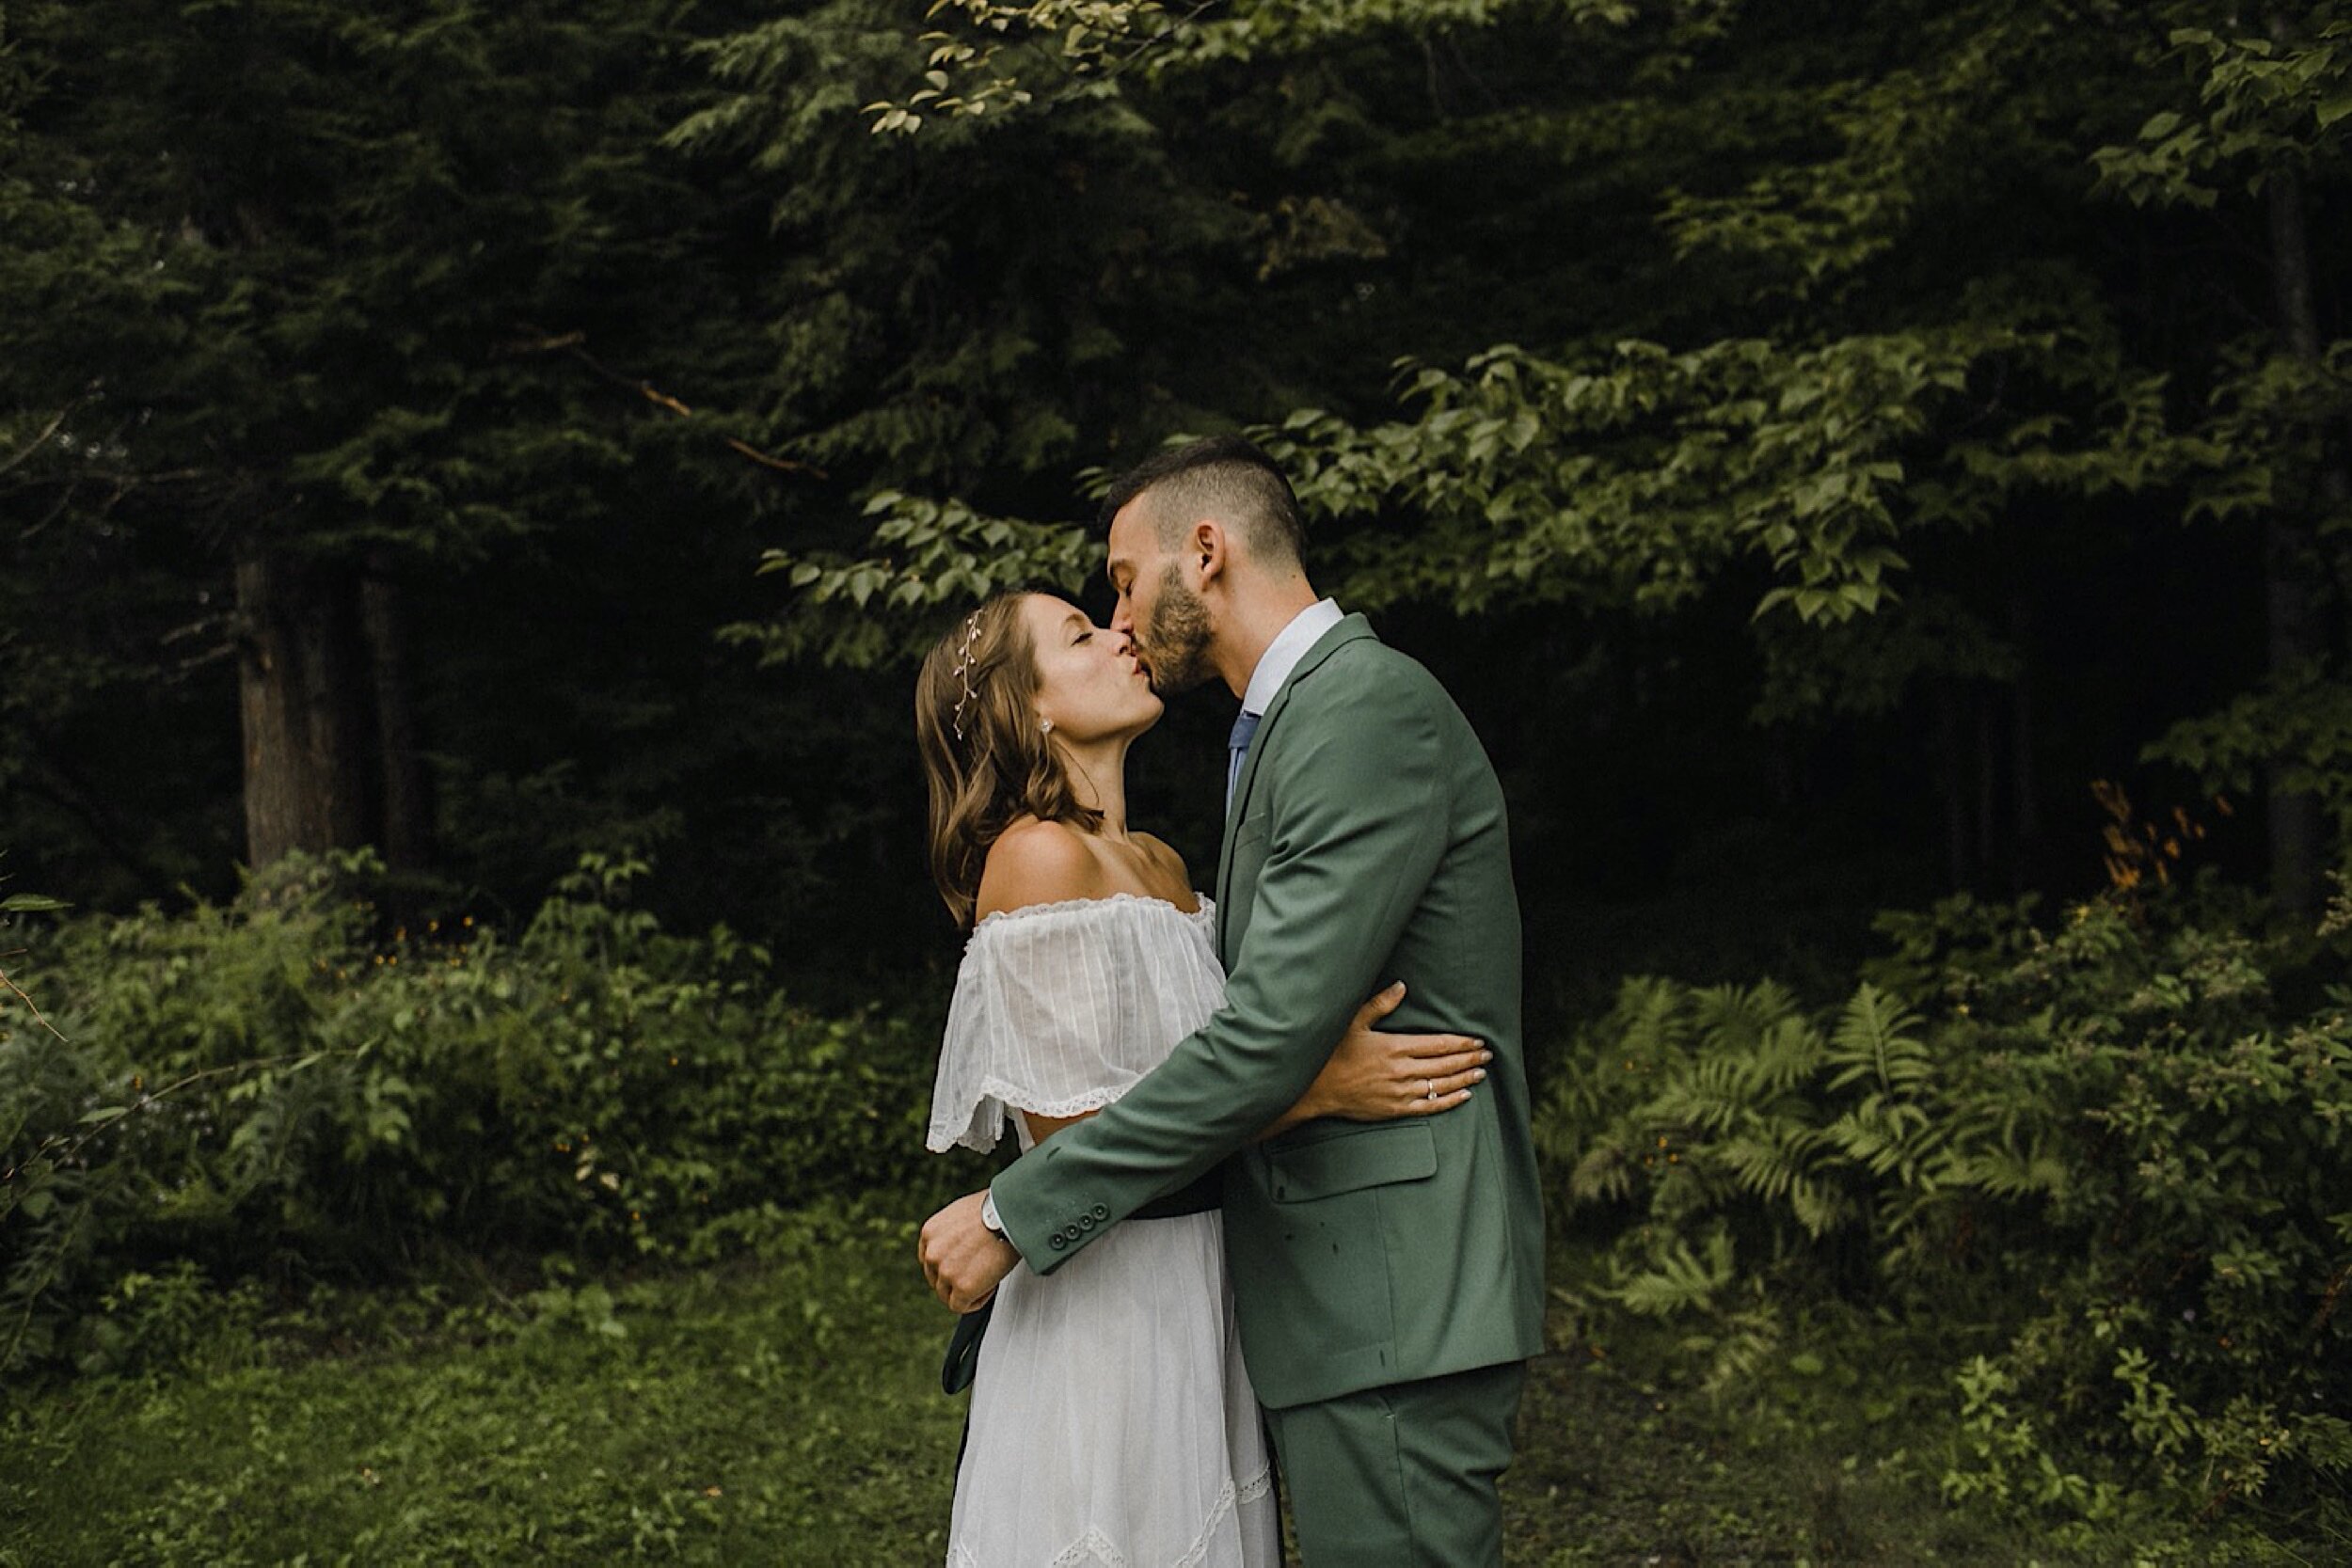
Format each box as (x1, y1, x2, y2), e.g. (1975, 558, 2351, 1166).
(0, 1202, 2100, 1566)
(0, 0, 847, 920)
(2147, 657, 2352, 861)
(1539, 890, 2352, 1530)
(1257, 309, 2187, 627)
(722, 490, 1102, 668)
(0, 850, 956, 1379)
(746, 2, 2233, 699)
(0, 1209, 972, 1565)
(2, 0, 763, 560)
(861, 0, 1662, 133)
(2093, 12, 2352, 211)
(71, 1260, 269, 1384)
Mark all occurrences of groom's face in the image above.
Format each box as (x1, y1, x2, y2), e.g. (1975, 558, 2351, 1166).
(1107, 496, 1216, 696)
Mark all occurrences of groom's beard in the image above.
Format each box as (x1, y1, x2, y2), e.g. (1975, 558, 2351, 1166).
(1138, 565, 1215, 695)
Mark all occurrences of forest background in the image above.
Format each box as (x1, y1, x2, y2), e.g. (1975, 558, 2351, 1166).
(3, 0, 2350, 1561)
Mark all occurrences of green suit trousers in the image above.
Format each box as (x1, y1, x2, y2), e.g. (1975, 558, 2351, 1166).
(1266, 1361, 1526, 1565)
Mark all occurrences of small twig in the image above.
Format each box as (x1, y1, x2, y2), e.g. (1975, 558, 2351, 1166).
(2311, 1256, 2351, 1338)
(725, 437, 813, 473)
(501, 327, 828, 479)
(0, 961, 64, 1042)
(8, 466, 207, 492)
(0, 1049, 328, 1187)
(482, 1279, 532, 1322)
(1096, 0, 1217, 84)
(0, 404, 77, 482)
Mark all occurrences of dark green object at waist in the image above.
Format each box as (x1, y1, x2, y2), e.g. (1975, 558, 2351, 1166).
(940, 1168, 1222, 1397)
(1133, 1165, 1223, 1222)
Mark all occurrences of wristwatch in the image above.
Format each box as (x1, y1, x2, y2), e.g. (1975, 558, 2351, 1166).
(979, 1190, 1005, 1239)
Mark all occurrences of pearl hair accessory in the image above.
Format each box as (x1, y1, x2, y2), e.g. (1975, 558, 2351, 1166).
(949, 610, 984, 741)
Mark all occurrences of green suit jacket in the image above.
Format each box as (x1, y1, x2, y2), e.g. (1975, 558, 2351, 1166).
(991, 615, 1546, 1410)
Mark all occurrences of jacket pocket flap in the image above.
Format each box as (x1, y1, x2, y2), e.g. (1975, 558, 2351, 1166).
(1267, 1121, 1437, 1203)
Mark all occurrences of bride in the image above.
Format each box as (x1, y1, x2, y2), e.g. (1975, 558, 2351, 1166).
(914, 590, 1491, 1567)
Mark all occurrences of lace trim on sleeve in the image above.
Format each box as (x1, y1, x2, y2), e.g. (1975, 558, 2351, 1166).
(925, 895, 1221, 1155)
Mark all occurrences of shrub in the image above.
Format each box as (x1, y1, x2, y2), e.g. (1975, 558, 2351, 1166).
(1538, 885, 2352, 1535)
(0, 850, 959, 1377)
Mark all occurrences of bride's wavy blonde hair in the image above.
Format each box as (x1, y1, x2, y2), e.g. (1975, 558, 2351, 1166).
(915, 592, 1104, 927)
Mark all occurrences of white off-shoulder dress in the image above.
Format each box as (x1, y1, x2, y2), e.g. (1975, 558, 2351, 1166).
(927, 894, 1279, 1568)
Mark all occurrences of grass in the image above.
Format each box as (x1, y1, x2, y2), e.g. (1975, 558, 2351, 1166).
(0, 1207, 2277, 1566)
(0, 1212, 964, 1566)
(1509, 1312, 2071, 1567)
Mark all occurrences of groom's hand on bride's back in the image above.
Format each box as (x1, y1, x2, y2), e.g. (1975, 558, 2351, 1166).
(920, 1189, 1018, 1314)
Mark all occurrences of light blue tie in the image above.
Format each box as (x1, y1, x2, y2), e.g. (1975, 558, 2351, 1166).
(1226, 709, 1261, 815)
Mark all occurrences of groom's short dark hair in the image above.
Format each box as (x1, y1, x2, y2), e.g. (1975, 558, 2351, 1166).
(1099, 435, 1308, 566)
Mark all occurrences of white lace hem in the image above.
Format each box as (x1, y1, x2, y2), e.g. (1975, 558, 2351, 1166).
(946, 1463, 1275, 1568)
(925, 1077, 1125, 1154)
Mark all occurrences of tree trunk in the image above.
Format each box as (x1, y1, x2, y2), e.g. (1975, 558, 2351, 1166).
(2264, 157, 2333, 918)
(2009, 594, 2039, 894)
(236, 549, 367, 874)
(1935, 686, 1967, 892)
(359, 549, 431, 875)
(1975, 690, 1998, 883)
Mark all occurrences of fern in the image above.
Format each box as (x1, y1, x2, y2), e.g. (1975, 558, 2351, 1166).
(1716, 1123, 1832, 1203)
(1607, 1228, 1735, 1318)
(1949, 1142, 2070, 1202)
(1548, 892, 2352, 1524)
(1654, 1053, 1761, 1136)
(1827, 1102, 1948, 1190)
(1744, 1013, 1826, 1099)
(1567, 1134, 1638, 1205)
(1688, 1304, 1784, 1395)
(1824, 983, 1929, 1096)
(1688, 979, 1803, 1061)
(1614, 974, 1692, 1068)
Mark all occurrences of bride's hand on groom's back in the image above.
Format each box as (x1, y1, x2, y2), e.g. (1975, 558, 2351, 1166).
(1296, 981, 1489, 1127)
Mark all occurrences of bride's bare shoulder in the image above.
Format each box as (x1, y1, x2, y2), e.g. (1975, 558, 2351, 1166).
(1130, 831, 1192, 889)
(975, 817, 1109, 920)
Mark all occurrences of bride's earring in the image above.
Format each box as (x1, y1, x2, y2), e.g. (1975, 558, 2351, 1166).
(1039, 718, 1054, 735)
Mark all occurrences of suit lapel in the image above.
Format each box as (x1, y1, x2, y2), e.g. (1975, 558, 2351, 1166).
(1214, 614, 1376, 960)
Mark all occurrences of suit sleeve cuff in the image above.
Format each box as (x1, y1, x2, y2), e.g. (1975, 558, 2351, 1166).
(979, 1189, 1017, 1258)
(990, 1153, 1089, 1275)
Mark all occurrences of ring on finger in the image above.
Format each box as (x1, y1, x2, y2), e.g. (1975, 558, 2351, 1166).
(1423, 1078, 1435, 1101)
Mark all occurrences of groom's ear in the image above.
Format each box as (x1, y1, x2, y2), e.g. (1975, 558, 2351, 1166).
(1191, 519, 1227, 585)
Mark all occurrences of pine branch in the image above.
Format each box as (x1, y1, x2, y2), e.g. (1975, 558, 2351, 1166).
(0, 403, 77, 482)
(501, 327, 829, 481)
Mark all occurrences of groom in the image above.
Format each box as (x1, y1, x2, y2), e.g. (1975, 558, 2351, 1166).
(920, 435, 1545, 1562)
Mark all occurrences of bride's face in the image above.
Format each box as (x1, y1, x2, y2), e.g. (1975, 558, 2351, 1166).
(1023, 594, 1162, 745)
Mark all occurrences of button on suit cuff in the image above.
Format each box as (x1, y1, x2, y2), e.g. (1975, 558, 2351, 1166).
(984, 1163, 1078, 1274)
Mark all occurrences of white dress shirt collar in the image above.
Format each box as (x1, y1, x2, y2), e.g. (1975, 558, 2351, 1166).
(1241, 598, 1344, 716)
